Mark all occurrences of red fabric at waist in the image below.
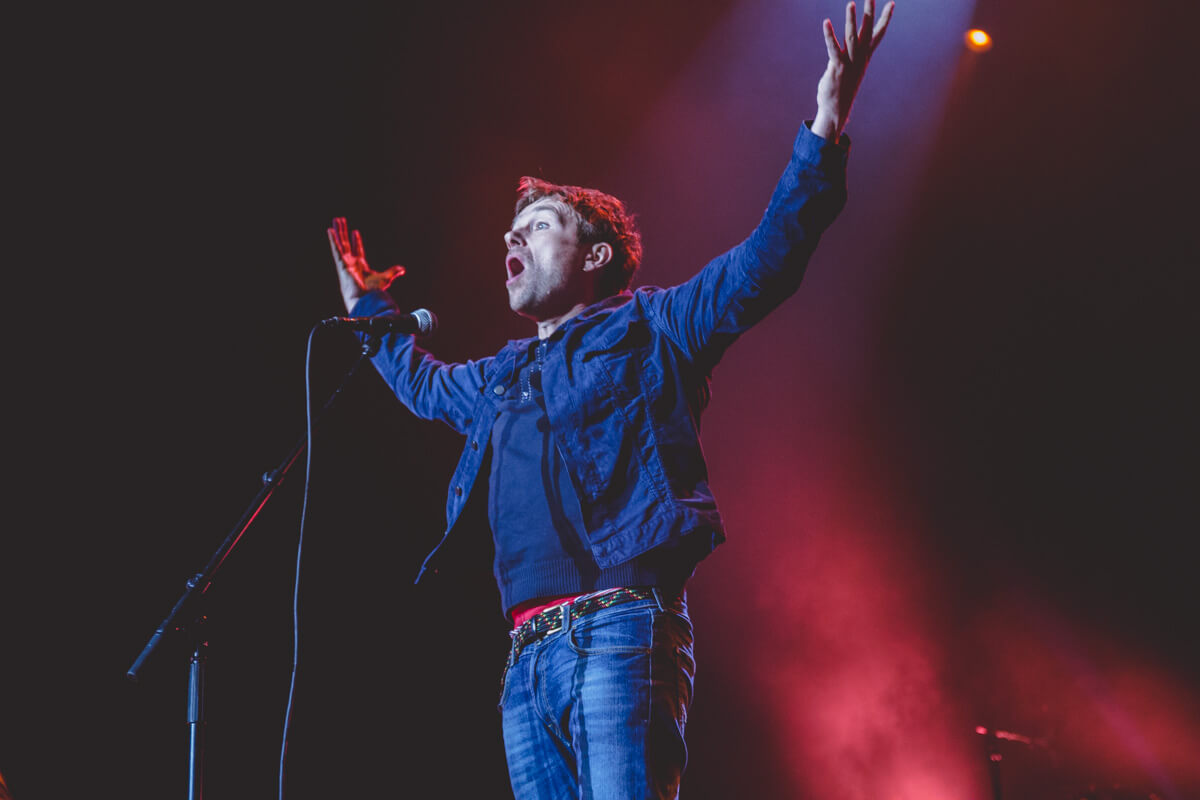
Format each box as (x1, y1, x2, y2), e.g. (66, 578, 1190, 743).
(510, 593, 587, 629)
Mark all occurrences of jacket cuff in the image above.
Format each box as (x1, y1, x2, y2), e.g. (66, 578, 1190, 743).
(349, 289, 399, 317)
(798, 120, 851, 167)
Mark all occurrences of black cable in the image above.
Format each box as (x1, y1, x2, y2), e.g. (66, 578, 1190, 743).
(278, 325, 319, 800)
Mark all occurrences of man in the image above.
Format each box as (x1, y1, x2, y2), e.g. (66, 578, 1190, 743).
(328, 3, 894, 797)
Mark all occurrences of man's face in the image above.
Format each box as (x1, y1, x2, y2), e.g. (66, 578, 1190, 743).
(504, 198, 593, 320)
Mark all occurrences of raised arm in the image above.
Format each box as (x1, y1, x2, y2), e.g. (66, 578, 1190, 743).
(812, 0, 895, 142)
(325, 217, 486, 432)
(644, 1, 895, 366)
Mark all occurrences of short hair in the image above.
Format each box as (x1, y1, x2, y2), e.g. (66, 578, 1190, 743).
(515, 177, 642, 298)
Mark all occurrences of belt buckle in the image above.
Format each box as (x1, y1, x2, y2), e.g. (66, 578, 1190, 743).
(544, 602, 568, 637)
(513, 603, 564, 662)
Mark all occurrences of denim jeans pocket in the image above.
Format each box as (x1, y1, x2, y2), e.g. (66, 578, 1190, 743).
(567, 605, 655, 657)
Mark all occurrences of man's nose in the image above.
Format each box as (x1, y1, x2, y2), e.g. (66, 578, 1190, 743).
(505, 229, 524, 248)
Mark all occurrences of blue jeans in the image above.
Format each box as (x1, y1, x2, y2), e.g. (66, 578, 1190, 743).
(498, 591, 696, 800)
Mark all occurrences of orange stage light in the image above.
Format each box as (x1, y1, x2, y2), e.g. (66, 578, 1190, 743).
(965, 29, 993, 52)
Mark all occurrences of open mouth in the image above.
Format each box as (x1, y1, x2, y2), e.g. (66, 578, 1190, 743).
(506, 254, 526, 284)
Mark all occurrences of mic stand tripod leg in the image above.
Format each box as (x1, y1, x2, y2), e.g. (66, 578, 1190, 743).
(187, 618, 207, 800)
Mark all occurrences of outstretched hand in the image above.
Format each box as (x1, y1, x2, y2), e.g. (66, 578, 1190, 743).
(327, 217, 406, 312)
(812, 0, 895, 142)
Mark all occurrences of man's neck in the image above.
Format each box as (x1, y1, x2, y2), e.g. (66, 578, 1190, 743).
(536, 302, 590, 340)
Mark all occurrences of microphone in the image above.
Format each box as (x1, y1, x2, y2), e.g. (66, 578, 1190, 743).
(321, 308, 438, 336)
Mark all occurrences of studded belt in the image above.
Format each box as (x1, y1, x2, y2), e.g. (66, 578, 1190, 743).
(505, 587, 657, 668)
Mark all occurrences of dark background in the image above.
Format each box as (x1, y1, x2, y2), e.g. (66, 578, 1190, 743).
(4, 1, 1197, 798)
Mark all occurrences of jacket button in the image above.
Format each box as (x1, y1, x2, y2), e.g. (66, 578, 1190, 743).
(493, 385, 506, 395)
(471, 440, 479, 451)
(455, 486, 463, 497)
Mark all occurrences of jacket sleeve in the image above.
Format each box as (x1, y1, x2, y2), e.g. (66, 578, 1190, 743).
(350, 291, 489, 435)
(643, 123, 850, 368)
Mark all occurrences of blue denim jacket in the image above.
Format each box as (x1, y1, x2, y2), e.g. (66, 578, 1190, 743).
(352, 124, 849, 581)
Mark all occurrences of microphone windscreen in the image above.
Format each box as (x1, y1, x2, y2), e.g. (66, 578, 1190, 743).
(412, 308, 438, 335)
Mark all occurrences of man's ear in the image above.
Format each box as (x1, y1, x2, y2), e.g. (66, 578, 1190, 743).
(583, 242, 613, 272)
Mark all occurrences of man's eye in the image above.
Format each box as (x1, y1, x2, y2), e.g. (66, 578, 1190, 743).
(535, 221, 549, 230)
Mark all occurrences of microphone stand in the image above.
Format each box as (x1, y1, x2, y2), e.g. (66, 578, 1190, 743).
(126, 330, 382, 800)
